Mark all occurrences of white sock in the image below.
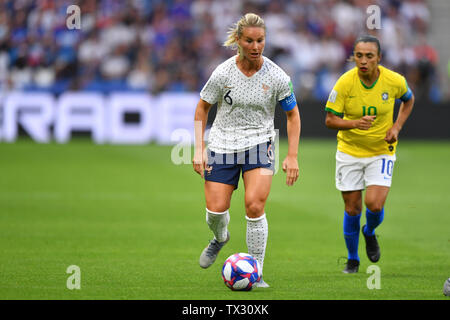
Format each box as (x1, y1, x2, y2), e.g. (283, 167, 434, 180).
(246, 213, 268, 274)
(206, 208, 230, 243)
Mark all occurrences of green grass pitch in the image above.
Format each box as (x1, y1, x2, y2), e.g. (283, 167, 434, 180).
(0, 138, 449, 300)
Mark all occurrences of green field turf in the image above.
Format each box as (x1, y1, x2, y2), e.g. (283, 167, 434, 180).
(0, 138, 449, 300)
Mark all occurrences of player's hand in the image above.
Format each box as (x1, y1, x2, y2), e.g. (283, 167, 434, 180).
(384, 124, 401, 144)
(192, 149, 207, 178)
(282, 155, 299, 186)
(355, 115, 376, 130)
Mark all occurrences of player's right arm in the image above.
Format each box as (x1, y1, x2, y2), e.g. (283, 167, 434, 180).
(324, 74, 375, 131)
(193, 99, 212, 178)
(193, 66, 222, 178)
(325, 112, 376, 130)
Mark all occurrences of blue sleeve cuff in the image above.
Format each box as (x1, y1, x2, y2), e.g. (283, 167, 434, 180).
(279, 92, 297, 111)
(400, 88, 412, 102)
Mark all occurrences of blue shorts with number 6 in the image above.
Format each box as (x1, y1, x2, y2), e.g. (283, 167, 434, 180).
(204, 141, 275, 189)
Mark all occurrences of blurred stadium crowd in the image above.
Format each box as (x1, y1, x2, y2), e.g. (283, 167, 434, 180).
(0, 0, 444, 102)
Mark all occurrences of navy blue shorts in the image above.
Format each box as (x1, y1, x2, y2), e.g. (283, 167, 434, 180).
(204, 140, 275, 189)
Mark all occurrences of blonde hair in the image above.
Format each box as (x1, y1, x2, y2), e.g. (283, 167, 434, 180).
(223, 13, 266, 60)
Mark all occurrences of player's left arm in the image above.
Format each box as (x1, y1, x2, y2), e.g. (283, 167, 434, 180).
(278, 79, 300, 186)
(385, 91, 415, 144)
(283, 105, 300, 186)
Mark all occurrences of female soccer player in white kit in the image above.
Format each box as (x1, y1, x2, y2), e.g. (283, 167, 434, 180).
(192, 13, 301, 287)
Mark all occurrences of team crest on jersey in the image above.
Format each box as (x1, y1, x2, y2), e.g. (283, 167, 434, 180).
(382, 92, 389, 101)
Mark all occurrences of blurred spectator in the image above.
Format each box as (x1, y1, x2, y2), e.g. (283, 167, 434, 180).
(0, 0, 444, 101)
(411, 34, 438, 101)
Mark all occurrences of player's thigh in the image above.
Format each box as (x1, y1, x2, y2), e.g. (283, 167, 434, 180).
(242, 168, 273, 218)
(204, 181, 235, 212)
(341, 190, 363, 216)
(364, 154, 396, 187)
(365, 185, 390, 212)
(363, 154, 395, 211)
(335, 151, 365, 192)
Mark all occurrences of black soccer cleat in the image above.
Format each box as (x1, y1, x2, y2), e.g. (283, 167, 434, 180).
(362, 225, 380, 263)
(342, 259, 360, 274)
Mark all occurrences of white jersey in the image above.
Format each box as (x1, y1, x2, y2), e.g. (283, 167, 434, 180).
(200, 55, 294, 153)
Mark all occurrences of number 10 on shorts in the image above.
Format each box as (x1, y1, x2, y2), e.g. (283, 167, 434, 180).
(381, 158, 393, 176)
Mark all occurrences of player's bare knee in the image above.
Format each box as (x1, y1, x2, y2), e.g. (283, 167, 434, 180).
(345, 205, 362, 216)
(206, 201, 230, 213)
(365, 202, 383, 213)
(245, 201, 265, 218)
(344, 200, 362, 215)
(346, 209, 362, 216)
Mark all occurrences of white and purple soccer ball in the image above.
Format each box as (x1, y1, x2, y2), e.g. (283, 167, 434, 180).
(222, 253, 261, 291)
(443, 278, 450, 296)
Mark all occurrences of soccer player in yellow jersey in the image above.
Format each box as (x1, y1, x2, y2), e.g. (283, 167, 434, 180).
(325, 35, 414, 273)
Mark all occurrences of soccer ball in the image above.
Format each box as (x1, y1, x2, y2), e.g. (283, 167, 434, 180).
(222, 253, 261, 291)
(443, 278, 450, 296)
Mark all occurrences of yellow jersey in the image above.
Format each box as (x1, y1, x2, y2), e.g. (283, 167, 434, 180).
(325, 65, 412, 158)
